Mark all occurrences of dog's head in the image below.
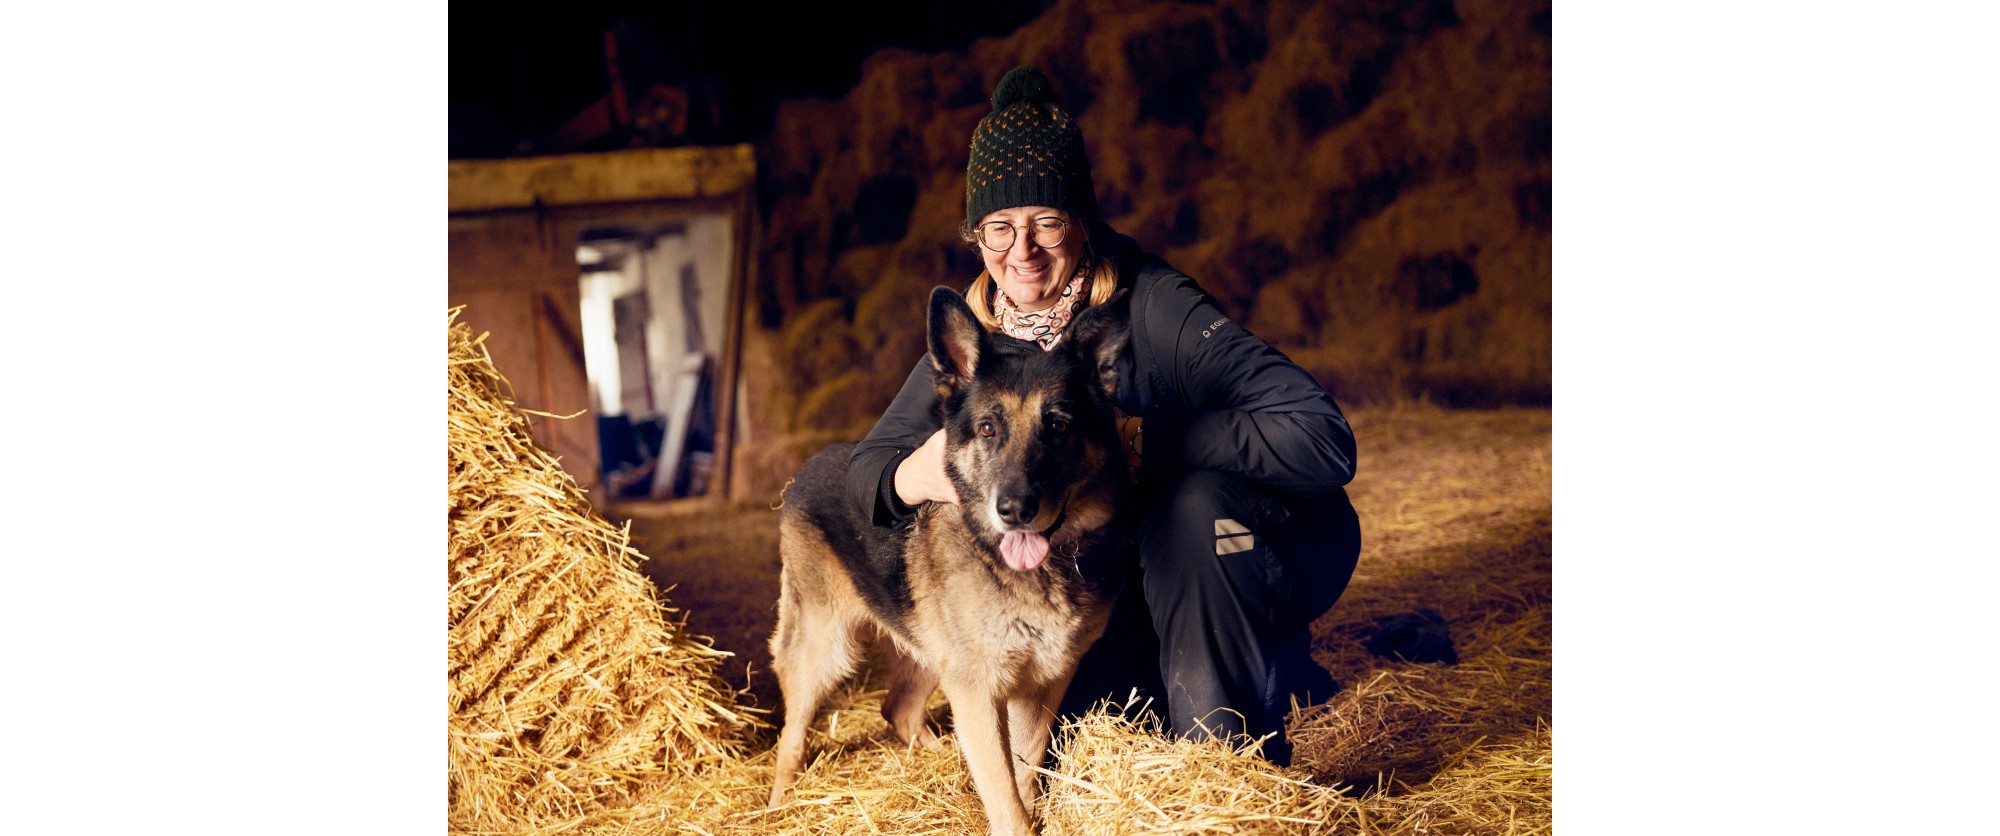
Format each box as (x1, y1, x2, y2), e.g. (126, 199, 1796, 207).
(926, 285, 1131, 571)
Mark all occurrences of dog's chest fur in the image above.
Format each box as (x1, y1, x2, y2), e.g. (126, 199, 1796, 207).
(895, 508, 1114, 692)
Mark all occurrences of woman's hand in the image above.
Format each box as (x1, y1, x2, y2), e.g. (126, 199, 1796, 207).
(894, 429, 961, 507)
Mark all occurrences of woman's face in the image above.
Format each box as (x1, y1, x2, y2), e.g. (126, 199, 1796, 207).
(975, 206, 1087, 312)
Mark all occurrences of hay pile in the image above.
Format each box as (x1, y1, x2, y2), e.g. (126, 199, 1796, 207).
(447, 310, 754, 834)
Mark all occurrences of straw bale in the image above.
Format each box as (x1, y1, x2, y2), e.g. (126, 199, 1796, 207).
(448, 310, 754, 834)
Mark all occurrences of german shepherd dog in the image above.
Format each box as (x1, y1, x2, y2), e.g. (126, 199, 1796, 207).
(766, 286, 1132, 835)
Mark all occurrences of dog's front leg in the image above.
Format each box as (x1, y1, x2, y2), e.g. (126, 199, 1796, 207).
(943, 682, 1034, 836)
(1005, 672, 1075, 812)
(880, 638, 942, 749)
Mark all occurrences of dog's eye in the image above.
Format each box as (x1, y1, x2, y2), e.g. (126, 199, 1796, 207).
(1049, 418, 1069, 434)
(977, 421, 996, 438)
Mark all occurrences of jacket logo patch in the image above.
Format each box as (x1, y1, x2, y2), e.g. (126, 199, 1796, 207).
(1201, 317, 1227, 338)
(1214, 518, 1255, 555)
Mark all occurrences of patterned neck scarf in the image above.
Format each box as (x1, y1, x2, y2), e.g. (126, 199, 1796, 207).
(995, 256, 1093, 350)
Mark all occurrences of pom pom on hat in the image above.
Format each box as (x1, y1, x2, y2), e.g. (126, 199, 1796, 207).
(965, 65, 1098, 229)
(990, 65, 1056, 111)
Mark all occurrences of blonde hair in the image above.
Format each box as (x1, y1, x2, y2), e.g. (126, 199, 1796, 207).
(959, 223, 1120, 332)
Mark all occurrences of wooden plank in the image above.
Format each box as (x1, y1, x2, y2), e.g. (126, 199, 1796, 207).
(449, 214, 574, 294)
(712, 189, 754, 502)
(531, 282, 602, 502)
(450, 223, 604, 502)
(448, 145, 756, 214)
(451, 291, 540, 403)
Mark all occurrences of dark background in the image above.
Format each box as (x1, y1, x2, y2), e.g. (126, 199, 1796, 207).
(449, 1, 1048, 158)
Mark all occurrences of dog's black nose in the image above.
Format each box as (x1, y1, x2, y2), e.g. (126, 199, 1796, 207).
(996, 493, 1040, 526)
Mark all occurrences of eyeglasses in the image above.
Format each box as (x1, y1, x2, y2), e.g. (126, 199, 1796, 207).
(975, 217, 1068, 252)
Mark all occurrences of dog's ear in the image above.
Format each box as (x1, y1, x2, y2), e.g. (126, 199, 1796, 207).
(1066, 289, 1131, 399)
(927, 286, 984, 389)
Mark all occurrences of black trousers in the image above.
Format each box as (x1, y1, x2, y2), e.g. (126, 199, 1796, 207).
(1059, 470, 1362, 765)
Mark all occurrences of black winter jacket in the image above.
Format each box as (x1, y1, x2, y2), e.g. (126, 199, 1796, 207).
(847, 232, 1356, 528)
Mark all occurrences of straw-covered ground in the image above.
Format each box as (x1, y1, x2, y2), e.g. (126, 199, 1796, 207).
(450, 312, 1552, 834)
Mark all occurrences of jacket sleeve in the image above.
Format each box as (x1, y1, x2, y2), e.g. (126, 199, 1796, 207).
(847, 356, 942, 527)
(1137, 273, 1357, 496)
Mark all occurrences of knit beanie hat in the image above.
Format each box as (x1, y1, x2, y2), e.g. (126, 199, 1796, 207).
(965, 65, 1098, 231)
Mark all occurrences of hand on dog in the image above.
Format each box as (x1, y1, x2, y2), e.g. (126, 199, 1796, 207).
(895, 430, 961, 506)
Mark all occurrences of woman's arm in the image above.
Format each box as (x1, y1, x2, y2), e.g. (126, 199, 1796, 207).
(1135, 272, 1356, 496)
(846, 357, 946, 526)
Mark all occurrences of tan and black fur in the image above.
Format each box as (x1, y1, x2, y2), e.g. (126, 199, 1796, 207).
(767, 287, 1132, 835)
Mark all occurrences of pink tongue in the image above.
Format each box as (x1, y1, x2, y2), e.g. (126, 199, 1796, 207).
(999, 531, 1051, 571)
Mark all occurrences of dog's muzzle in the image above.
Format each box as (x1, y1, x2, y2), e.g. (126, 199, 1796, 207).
(995, 505, 1067, 572)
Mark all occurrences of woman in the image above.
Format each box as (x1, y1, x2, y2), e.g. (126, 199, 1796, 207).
(847, 65, 1361, 766)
